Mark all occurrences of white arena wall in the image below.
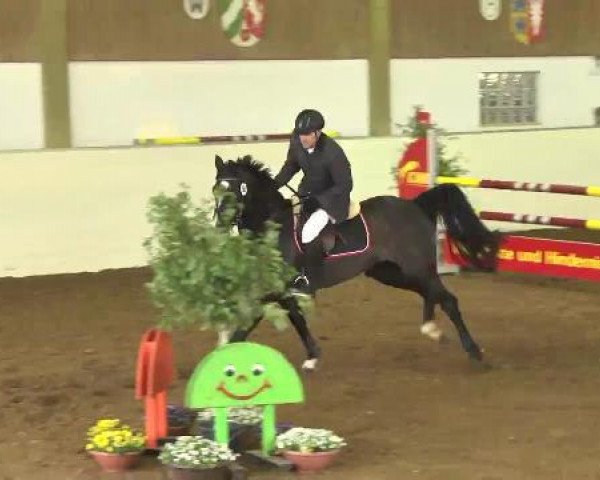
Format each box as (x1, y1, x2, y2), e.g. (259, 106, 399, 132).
(68, 60, 370, 148)
(1, 127, 599, 278)
(390, 56, 600, 134)
(1, 57, 599, 151)
(0, 138, 398, 278)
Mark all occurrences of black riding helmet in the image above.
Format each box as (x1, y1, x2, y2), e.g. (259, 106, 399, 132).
(294, 109, 325, 135)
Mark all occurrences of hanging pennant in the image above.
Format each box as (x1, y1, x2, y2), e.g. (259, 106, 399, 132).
(528, 0, 545, 42)
(510, 0, 529, 44)
(510, 0, 545, 45)
(218, 0, 266, 47)
(479, 0, 502, 21)
(183, 0, 210, 20)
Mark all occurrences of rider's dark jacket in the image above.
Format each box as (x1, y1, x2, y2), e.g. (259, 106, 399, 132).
(274, 133, 353, 223)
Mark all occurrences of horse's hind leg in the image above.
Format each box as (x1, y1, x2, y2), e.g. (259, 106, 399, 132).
(365, 261, 445, 343)
(427, 275, 483, 361)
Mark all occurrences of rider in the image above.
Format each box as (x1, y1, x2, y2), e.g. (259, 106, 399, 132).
(273, 108, 354, 294)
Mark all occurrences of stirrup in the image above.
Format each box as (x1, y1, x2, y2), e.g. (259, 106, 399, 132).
(293, 274, 309, 289)
(286, 274, 311, 299)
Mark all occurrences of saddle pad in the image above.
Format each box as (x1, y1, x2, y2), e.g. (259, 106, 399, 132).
(294, 212, 371, 259)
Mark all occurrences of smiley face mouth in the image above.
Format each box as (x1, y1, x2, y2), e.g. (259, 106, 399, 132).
(217, 380, 272, 400)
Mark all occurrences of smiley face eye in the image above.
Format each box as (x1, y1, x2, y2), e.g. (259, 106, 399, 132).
(252, 364, 265, 376)
(224, 365, 236, 377)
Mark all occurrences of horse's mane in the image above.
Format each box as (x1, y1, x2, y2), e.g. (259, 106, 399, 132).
(229, 155, 277, 189)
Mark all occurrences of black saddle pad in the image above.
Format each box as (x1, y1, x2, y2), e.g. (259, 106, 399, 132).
(294, 213, 370, 259)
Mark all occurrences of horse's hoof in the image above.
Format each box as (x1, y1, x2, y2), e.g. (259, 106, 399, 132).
(420, 321, 444, 342)
(302, 358, 318, 371)
(468, 348, 484, 362)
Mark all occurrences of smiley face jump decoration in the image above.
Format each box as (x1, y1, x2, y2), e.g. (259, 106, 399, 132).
(186, 342, 304, 456)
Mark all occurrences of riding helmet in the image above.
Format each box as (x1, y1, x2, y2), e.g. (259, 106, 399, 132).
(294, 109, 325, 135)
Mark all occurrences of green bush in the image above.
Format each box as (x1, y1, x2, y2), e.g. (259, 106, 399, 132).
(144, 186, 311, 333)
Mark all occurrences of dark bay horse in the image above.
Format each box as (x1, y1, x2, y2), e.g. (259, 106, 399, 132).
(213, 155, 500, 370)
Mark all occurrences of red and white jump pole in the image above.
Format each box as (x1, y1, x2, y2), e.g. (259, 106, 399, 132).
(397, 110, 600, 282)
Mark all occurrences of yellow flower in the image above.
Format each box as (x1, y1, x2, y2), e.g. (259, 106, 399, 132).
(94, 435, 109, 449)
(85, 418, 145, 452)
(96, 419, 120, 431)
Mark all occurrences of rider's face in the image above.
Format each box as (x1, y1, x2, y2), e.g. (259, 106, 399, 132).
(299, 131, 319, 150)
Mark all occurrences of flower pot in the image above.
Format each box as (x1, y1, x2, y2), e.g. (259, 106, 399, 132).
(282, 450, 340, 474)
(89, 451, 142, 473)
(165, 464, 230, 480)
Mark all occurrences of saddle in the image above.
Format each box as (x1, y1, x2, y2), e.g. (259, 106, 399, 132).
(293, 200, 370, 259)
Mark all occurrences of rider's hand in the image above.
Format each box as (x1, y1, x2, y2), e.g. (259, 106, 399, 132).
(303, 196, 320, 214)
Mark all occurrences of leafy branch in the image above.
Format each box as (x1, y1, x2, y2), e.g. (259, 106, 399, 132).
(144, 185, 312, 333)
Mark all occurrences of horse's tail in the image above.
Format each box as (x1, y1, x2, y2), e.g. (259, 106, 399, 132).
(413, 184, 501, 271)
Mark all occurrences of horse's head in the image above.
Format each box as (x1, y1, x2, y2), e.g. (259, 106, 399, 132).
(212, 154, 283, 230)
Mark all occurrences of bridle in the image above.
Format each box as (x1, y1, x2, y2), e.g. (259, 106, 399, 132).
(213, 176, 246, 228)
(213, 177, 307, 229)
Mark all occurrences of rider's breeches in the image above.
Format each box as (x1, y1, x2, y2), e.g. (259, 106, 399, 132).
(301, 208, 333, 244)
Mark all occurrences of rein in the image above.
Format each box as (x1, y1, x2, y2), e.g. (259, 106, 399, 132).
(216, 175, 304, 229)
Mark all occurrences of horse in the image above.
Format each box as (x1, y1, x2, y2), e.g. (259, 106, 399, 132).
(212, 154, 501, 371)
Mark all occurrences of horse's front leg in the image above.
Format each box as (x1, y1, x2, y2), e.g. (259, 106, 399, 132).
(280, 296, 321, 371)
(228, 316, 263, 344)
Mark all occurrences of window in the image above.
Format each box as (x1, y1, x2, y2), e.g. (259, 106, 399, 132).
(479, 71, 538, 126)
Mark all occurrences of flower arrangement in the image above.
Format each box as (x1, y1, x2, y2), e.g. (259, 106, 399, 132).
(275, 427, 346, 453)
(197, 406, 263, 426)
(158, 436, 238, 469)
(391, 105, 468, 188)
(85, 418, 146, 454)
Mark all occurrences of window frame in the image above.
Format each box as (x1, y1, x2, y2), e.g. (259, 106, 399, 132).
(478, 71, 539, 127)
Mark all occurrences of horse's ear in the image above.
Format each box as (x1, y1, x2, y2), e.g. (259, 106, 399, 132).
(215, 155, 224, 171)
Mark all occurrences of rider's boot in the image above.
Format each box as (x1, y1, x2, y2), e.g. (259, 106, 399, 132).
(289, 237, 326, 299)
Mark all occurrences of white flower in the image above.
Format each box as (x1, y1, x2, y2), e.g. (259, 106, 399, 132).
(158, 435, 238, 468)
(276, 427, 346, 453)
(197, 406, 263, 425)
